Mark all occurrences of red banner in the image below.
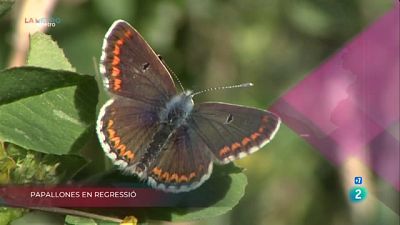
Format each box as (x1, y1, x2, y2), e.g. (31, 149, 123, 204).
(0, 186, 170, 207)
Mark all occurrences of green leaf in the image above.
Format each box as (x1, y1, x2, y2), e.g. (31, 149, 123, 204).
(0, 67, 98, 155)
(0, 207, 25, 225)
(0, 0, 14, 17)
(95, 220, 119, 225)
(151, 164, 247, 222)
(27, 32, 75, 72)
(0, 67, 90, 105)
(10, 211, 64, 225)
(65, 215, 97, 225)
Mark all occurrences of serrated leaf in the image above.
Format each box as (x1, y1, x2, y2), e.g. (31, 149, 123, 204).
(65, 215, 97, 225)
(27, 32, 75, 72)
(0, 67, 98, 155)
(0, 0, 14, 17)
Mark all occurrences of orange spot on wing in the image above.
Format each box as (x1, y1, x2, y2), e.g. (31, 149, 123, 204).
(124, 30, 133, 38)
(117, 144, 126, 154)
(258, 127, 265, 133)
(112, 67, 120, 76)
(113, 45, 120, 55)
(241, 137, 252, 146)
(112, 56, 120, 66)
(116, 39, 124, 46)
(113, 79, 122, 91)
(169, 173, 178, 182)
(107, 129, 116, 138)
(250, 132, 261, 141)
(152, 170, 197, 183)
(107, 120, 114, 128)
(161, 172, 170, 181)
(111, 136, 120, 146)
(123, 150, 135, 160)
(152, 167, 162, 177)
(189, 172, 196, 180)
(179, 175, 188, 183)
(231, 142, 241, 151)
(219, 146, 230, 157)
(114, 79, 122, 85)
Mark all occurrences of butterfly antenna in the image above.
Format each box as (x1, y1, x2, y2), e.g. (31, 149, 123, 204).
(158, 55, 185, 92)
(191, 82, 254, 97)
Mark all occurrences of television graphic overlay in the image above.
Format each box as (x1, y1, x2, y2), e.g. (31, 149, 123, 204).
(0, 1, 398, 225)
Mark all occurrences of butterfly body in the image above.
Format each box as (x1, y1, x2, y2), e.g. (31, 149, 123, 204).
(131, 91, 194, 177)
(97, 20, 281, 193)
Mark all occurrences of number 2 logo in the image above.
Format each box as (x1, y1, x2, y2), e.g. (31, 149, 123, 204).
(354, 189, 362, 199)
(350, 187, 367, 202)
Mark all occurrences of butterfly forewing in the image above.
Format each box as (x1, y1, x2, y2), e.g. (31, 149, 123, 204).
(100, 20, 177, 104)
(190, 102, 280, 164)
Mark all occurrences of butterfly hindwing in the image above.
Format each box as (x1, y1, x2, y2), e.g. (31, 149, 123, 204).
(100, 20, 177, 104)
(97, 97, 162, 169)
(190, 102, 280, 164)
(147, 125, 213, 193)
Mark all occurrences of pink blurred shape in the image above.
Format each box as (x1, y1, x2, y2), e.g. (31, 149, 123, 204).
(271, 5, 399, 191)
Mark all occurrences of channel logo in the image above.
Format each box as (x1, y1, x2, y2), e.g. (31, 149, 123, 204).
(349, 176, 367, 202)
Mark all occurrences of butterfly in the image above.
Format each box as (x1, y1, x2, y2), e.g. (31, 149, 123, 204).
(96, 20, 281, 193)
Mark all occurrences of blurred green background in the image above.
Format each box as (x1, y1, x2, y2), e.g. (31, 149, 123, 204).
(0, 0, 397, 225)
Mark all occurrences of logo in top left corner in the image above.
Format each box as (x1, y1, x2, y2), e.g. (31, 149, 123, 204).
(24, 17, 62, 28)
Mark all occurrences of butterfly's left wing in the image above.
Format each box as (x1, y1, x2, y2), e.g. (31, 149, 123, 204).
(98, 20, 178, 174)
(147, 124, 213, 193)
(189, 102, 280, 164)
(97, 97, 163, 170)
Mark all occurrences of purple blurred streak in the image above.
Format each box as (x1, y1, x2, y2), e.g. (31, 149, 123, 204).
(270, 5, 399, 191)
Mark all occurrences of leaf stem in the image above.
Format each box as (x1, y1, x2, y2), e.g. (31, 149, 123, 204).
(29, 207, 122, 223)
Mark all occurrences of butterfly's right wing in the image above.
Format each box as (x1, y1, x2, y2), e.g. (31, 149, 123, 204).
(100, 20, 177, 104)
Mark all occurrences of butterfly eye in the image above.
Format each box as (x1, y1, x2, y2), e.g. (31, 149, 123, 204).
(142, 62, 150, 71)
(225, 114, 234, 124)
